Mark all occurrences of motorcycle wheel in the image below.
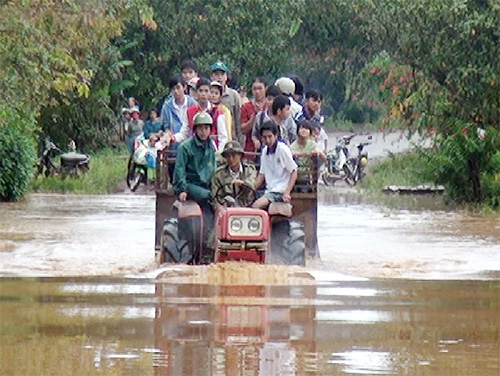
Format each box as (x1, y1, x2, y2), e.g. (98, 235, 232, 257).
(126, 156, 146, 192)
(343, 161, 357, 186)
(322, 173, 337, 186)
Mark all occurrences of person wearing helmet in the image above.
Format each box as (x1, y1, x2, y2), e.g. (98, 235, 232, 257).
(173, 110, 216, 263)
(173, 111, 216, 204)
(275, 76, 303, 118)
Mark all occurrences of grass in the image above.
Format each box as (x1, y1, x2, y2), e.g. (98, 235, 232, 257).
(360, 151, 435, 192)
(31, 146, 129, 194)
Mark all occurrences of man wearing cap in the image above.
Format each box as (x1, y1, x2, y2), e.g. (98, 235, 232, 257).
(211, 60, 242, 145)
(212, 141, 257, 208)
(275, 77, 303, 118)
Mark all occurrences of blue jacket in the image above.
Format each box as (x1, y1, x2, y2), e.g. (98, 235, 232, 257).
(160, 95, 197, 134)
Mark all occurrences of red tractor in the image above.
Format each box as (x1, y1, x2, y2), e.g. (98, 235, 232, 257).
(155, 150, 319, 266)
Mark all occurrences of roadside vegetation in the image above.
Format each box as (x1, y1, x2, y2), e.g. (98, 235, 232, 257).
(31, 147, 129, 195)
(1, 0, 498, 208)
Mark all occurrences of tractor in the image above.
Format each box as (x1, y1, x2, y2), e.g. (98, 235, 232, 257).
(154, 149, 320, 266)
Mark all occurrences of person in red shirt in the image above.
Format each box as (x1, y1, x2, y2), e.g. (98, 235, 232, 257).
(240, 77, 267, 153)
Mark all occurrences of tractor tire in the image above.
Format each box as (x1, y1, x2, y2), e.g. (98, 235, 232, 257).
(159, 219, 192, 264)
(269, 219, 306, 266)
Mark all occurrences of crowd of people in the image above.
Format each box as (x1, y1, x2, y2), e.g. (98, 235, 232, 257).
(119, 58, 329, 262)
(119, 58, 328, 205)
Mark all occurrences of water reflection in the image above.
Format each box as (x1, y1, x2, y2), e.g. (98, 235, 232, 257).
(0, 276, 499, 375)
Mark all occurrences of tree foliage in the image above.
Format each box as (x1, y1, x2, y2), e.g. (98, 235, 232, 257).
(0, 108, 37, 201)
(0, 0, 152, 200)
(350, 0, 500, 205)
(118, 0, 305, 109)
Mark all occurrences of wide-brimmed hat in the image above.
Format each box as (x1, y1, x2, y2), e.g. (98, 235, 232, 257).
(130, 106, 141, 114)
(222, 141, 244, 157)
(211, 60, 229, 73)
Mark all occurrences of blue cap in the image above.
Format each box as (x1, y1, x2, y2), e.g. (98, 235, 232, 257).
(211, 60, 229, 73)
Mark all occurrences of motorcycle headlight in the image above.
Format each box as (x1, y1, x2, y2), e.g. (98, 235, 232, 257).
(230, 218, 243, 232)
(360, 156, 368, 166)
(248, 218, 260, 232)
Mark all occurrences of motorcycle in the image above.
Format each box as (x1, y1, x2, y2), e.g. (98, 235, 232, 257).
(322, 134, 356, 186)
(127, 133, 168, 192)
(343, 141, 371, 186)
(35, 139, 90, 178)
(322, 134, 371, 186)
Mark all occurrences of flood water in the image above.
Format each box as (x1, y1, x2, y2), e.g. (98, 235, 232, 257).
(1, 193, 499, 375)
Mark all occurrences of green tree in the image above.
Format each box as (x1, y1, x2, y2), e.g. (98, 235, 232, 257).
(352, 0, 500, 205)
(118, 0, 305, 109)
(0, 0, 153, 200)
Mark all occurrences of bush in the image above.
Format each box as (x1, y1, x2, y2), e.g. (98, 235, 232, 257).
(337, 100, 380, 124)
(0, 109, 37, 201)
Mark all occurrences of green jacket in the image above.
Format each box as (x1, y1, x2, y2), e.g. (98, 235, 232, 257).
(173, 136, 216, 198)
(211, 162, 257, 207)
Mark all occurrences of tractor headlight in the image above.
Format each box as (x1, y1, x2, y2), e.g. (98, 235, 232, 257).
(230, 218, 243, 232)
(228, 216, 263, 236)
(248, 218, 260, 232)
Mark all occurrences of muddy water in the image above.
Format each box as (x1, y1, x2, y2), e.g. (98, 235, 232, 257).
(1, 273, 499, 375)
(1, 193, 499, 279)
(1, 193, 500, 375)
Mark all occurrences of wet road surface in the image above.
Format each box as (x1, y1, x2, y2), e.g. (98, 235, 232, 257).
(0, 192, 499, 375)
(1, 193, 499, 279)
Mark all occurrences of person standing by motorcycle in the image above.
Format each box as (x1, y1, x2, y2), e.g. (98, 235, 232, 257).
(126, 107, 144, 154)
(252, 121, 298, 209)
(212, 141, 257, 209)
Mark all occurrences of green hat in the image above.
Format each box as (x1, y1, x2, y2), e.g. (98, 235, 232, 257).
(193, 111, 212, 128)
(222, 141, 244, 157)
(211, 60, 229, 73)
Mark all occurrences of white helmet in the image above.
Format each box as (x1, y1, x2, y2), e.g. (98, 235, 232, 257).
(275, 77, 295, 96)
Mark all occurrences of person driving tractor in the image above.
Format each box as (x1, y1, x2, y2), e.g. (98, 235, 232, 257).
(173, 111, 216, 263)
(212, 140, 257, 208)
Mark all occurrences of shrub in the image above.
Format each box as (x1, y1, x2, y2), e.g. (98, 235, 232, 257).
(0, 109, 37, 201)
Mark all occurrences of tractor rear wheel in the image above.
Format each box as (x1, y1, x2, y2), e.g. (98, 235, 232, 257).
(269, 219, 306, 266)
(159, 219, 192, 264)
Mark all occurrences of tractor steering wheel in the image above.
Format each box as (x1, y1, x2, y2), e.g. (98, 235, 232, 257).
(215, 182, 256, 206)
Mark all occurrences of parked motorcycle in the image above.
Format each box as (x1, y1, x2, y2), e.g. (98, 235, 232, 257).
(343, 141, 371, 186)
(322, 134, 371, 186)
(35, 139, 90, 178)
(322, 134, 356, 186)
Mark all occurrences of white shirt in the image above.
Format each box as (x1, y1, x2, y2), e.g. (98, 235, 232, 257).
(259, 142, 297, 193)
(289, 97, 303, 118)
(317, 128, 328, 152)
(215, 113, 228, 153)
(173, 95, 191, 143)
